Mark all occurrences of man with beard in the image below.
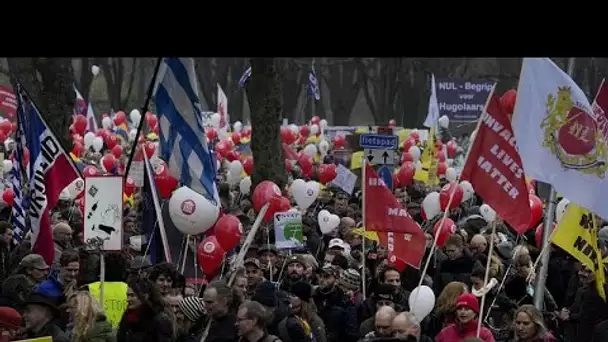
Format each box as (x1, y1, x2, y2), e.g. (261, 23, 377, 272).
(313, 265, 359, 342)
(281, 255, 309, 294)
(244, 258, 265, 298)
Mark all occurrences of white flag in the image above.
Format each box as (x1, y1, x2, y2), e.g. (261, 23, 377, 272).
(217, 83, 228, 129)
(424, 74, 439, 128)
(512, 58, 608, 218)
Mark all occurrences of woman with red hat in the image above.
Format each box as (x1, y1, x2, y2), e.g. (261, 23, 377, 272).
(435, 293, 495, 342)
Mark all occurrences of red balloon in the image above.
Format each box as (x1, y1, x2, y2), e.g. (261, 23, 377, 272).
(264, 195, 290, 223)
(436, 151, 446, 163)
(124, 177, 135, 196)
(402, 138, 415, 152)
(299, 125, 310, 137)
(529, 194, 544, 227)
(72, 141, 84, 157)
(437, 162, 448, 177)
(388, 119, 397, 127)
(147, 114, 158, 128)
(224, 150, 240, 162)
(0, 121, 11, 135)
(112, 145, 123, 159)
(206, 128, 217, 141)
(155, 174, 178, 199)
(251, 180, 282, 212)
(433, 218, 457, 247)
(409, 131, 420, 142)
(311, 116, 321, 125)
(113, 111, 126, 126)
(401, 152, 414, 163)
(535, 222, 555, 247)
(285, 159, 293, 172)
(281, 127, 297, 145)
(526, 182, 536, 195)
(2, 188, 14, 206)
(144, 142, 156, 158)
(501, 89, 517, 115)
(318, 164, 337, 184)
(214, 215, 243, 251)
(83, 166, 99, 177)
(241, 127, 251, 137)
(397, 162, 416, 186)
(73, 115, 87, 134)
(215, 141, 231, 158)
(231, 132, 241, 145)
(332, 135, 345, 149)
(197, 236, 225, 278)
(392, 173, 402, 189)
(439, 183, 464, 211)
(297, 154, 313, 176)
(101, 155, 117, 172)
(105, 134, 118, 149)
(243, 157, 254, 175)
(446, 141, 457, 158)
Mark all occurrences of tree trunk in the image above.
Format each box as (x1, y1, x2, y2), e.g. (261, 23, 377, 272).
(246, 58, 286, 189)
(77, 58, 94, 101)
(8, 58, 75, 146)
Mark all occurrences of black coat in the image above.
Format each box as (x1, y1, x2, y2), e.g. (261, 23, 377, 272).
(434, 255, 481, 294)
(117, 307, 175, 342)
(313, 287, 359, 342)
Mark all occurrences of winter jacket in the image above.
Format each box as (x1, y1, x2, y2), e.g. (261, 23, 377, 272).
(313, 286, 359, 342)
(566, 282, 608, 342)
(277, 315, 312, 342)
(435, 320, 495, 342)
(117, 307, 175, 342)
(206, 312, 238, 342)
(506, 332, 557, 342)
(434, 255, 482, 293)
(21, 320, 70, 342)
(70, 316, 116, 342)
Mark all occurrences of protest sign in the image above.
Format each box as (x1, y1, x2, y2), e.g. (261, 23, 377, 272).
(331, 164, 357, 194)
(84, 177, 123, 250)
(436, 78, 494, 121)
(274, 211, 304, 250)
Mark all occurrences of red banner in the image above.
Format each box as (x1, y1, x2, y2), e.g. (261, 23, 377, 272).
(460, 92, 531, 234)
(591, 79, 608, 141)
(0, 86, 16, 117)
(364, 163, 426, 268)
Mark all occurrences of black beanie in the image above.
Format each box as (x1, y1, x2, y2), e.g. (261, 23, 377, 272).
(252, 281, 277, 307)
(290, 281, 312, 302)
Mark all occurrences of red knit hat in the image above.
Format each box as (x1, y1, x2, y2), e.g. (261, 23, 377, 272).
(456, 293, 480, 314)
(0, 307, 22, 329)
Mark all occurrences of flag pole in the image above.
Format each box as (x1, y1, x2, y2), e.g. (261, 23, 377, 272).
(533, 57, 576, 310)
(124, 57, 163, 180)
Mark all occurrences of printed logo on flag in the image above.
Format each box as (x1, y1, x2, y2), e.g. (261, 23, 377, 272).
(541, 86, 608, 176)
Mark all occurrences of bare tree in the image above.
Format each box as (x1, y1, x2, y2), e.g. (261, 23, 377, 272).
(321, 59, 360, 125)
(358, 58, 403, 125)
(276, 59, 308, 122)
(246, 58, 286, 188)
(96, 57, 137, 110)
(73, 58, 95, 101)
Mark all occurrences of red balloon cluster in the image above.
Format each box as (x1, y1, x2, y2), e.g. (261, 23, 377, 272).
(101, 155, 117, 172)
(72, 115, 87, 135)
(251, 181, 289, 223)
(297, 153, 314, 178)
(197, 236, 225, 278)
(332, 135, 345, 149)
(397, 162, 416, 187)
(433, 217, 457, 247)
(280, 127, 298, 145)
(439, 183, 464, 211)
(318, 164, 337, 184)
(501, 89, 517, 115)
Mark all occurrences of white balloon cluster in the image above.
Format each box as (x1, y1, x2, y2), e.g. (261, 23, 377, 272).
(438, 115, 450, 129)
(479, 204, 497, 223)
(227, 161, 244, 185)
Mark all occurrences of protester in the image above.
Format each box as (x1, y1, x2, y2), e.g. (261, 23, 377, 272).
(21, 292, 69, 341)
(435, 293, 495, 341)
(0, 307, 22, 341)
(67, 291, 115, 342)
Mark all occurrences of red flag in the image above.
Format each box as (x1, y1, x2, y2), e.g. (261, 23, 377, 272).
(0, 86, 16, 118)
(591, 79, 608, 138)
(461, 91, 531, 234)
(364, 163, 426, 268)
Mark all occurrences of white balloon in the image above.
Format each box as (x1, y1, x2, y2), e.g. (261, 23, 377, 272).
(290, 179, 319, 210)
(422, 192, 441, 220)
(438, 115, 450, 129)
(459, 181, 475, 201)
(63, 178, 84, 200)
(445, 167, 458, 182)
(446, 158, 454, 167)
(168, 186, 220, 235)
(480, 204, 497, 223)
(218, 128, 230, 141)
(408, 286, 435, 322)
(303, 144, 317, 156)
(2, 160, 12, 173)
(414, 160, 423, 170)
(319, 119, 328, 130)
(211, 113, 221, 127)
(318, 209, 340, 234)
(310, 124, 319, 135)
(3, 138, 12, 152)
(129, 129, 138, 142)
(318, 140, 330, 155)
(130, 109, 142, 125)
(92, 137, 103, 152)
(408, 146, 421, 161)
(239, 177, 252, 195)
(91, 65, 100, 76)
(289, 124, 299, 133)
(233, 121, 243, 133)
(226, 171, 241, 186)
(555, 198, 570, 224)
(84, 132, 96, 148)
(102, 116, 113, 130)
(228, 160, 244, 176)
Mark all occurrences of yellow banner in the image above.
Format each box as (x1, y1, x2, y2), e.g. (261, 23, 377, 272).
(89, 281, 128, 328)
(16, 338, 52, 342)
(551, 203, 606, 300)
(414, 126, 437, 185)
(352, 227, 379, 242)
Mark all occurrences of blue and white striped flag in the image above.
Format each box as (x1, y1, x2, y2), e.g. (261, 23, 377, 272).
(153, 58, 219, 204)
(11, 99, 27, 244)
(308, 66, 321, 100)
(238, 66, 252, 88)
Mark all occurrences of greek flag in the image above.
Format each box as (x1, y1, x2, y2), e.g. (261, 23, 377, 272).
(10, 111, 27, 244)
(308, 66, 321, 100)
(153, 58, 219, 203)
(238, 66, 252, 88)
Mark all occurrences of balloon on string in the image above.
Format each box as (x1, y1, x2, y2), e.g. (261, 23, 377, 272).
(214, 215, 243, 251)
(436, 162, 448, 177)
(224, 150, 240, 162)
(297, 153, 313, 177)
(264, 195, 290, 222)
(459, 181, 475, 201)
(479, 204, 497, 223)
(239, 177, 252, 195)
(433, 217, 456, 247)
(318, 209, 340, 234)
(92, 137, 103, 152)
(555, 198, 570, 224)
(73, 115, 87, 135)
(303, 144, 317, 156)
(310, 124, 320, 135)
(281, 127, 296, 145)
(332, 135, 345, 149)
(251, 181, 282, 212)
(101, 115, 112, 129)
(445, 168, 458, 183)
(114, 111, 126, 126)
(401, 152, 414, 163)
(101, 155, 117, 172)
(397, 162, 416, 186)
(439, 183, 464, 211)
(529, 194, 544, 227)
(129, 129, 137, 141)
(242, 157, 254, 175)
(446, 141, 457, 158)
(147, 113, 158, 128)
(2, 188, 14, 206)
(436, 151, 446, 163)
(124, 177, 135, 196)
(290, 179, 319, 210)
(72, 141, 84, 157)
(408, 146, 421, 161)
(421, 192, 441, 220)
(408, 286, 435, 322)
(112, 145, 123, 158)
(169, 186, 220, 235)
(214, 141, 231, 159)
(197, 236, 225, 278)
(105, 134, 118, 149)
(156, 174, 178, 199)
(130, 109, 141, 125)
(83, 166, 99, 177)
(402, 139, 416, 152)
(318, 140, 330, 156)
(319, 119, 328, 130)
(310, 116, 321, 125)
(206, 128, 217, 141)
(231, 132, 241, 145)
(317, 164, 337, 185)
(228, 160, 244, 176)
(438, 115, 450, 128)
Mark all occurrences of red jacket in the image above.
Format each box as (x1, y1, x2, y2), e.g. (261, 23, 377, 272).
(435, 320, 495, 342)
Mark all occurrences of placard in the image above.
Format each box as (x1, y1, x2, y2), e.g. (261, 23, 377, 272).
(84, 177, 123, 251)
(274, 211, 303, 250)
(331, 164, 358, 195)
